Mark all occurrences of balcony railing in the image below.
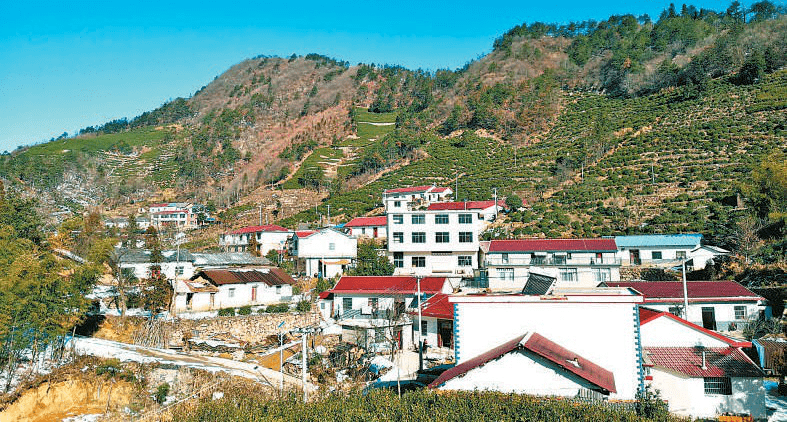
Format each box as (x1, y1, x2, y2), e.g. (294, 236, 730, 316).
(486, 257, 622, 267)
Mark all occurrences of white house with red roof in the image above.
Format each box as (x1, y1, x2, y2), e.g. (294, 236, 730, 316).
(290, 228, 357, 278)
(382, 185, 453, 213)
(447, 287, 645, 400)
(604, 281, 768, 332)
(320, 276, 453, 351)
(412, 293, 454, 351)
(218, 224, 293, 255)
(387, 201, 501, 278)
(480, 239, 621, 292)
(428, 331, 618, 399)
(344, 216, 387, 240)
(638, 307, 765, 419)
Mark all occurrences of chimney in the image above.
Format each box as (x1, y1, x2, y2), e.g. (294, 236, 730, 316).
(701, 351, 707, 370)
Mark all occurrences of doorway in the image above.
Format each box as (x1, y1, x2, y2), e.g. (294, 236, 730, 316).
(702, 307, 717, 330)
(630, 250, 641, 265)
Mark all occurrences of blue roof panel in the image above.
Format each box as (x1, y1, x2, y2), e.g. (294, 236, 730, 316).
(614, 234, 703, 248)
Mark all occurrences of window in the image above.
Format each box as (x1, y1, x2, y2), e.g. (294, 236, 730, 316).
(651, 251, 663, 260)
(553, 254, 567, 265)
(368, 297, 378, 308)
(704, 377, 732, 395)
(498, 268, 514, 281)
(459, 232, 473, 243)
(329, 242, 336, 251)
(735, 305, 747, 320)
(458, 256, 472, 266)
(435, 214, 449, 224)
(502, 253, 509, 264)
(531, 253, 545, 265)
(421, 320, 428, 336)
(412, 232, 426, 243)
(393, 214, 403, 224)
(393, 232, 404, 243)
(394, 200, 401, 207)
(559, 268, 578, 283)
(228, 288, 236, 298)
(375, 328, 385, 343)
(361, 228, 366, 235)
(459, 213, 472, 224)
(435, 232, 450, 243)
(668, 306, 683, 317)
(276, 285, 282, 294)
(343, 298, 353, 310)
(412, 214, 425, 224)
(676, 251, 686, 259)
(412, 257, 426, 267)
(593, 268, 611, 282)
(595, 252, 603, 264)
(393, 252, 404, 268)
(175, 266, 184, 276)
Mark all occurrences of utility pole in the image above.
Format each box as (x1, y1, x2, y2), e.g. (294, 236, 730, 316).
(455, 171, 459, 201)
(302, 332, 308, 402)
(278, 321, 285, 393)
(327, 205, 331, 227)
(417, 276, 423, 372)
(682, 259, 689, 318)
(493, 188, 498, 220)
(259, 204, 263, 226)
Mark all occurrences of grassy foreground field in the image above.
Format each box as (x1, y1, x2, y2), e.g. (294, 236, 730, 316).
(172, 389, 679, 422)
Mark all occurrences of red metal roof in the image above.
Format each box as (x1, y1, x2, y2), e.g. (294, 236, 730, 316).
(418, 293, 454, 320)
(643, 347, 764, 378)
(344, 216, 387, 227)
(638, 307, 751, 348)
(318, 291, 333, 300)
(331, 276, 448, 295)
(428, 332, 616, 393)
(294, 230, 318, 238)
(194, 268, 294, 286)
(153, 210, 188, 215)
(426, 200, 504, 211)
(607, 281, 762, 302)
(431, 187, 451, 193)
(384, 185, 433, 194)
(231, 224, 290, 234)
(487, 238, 617, 252)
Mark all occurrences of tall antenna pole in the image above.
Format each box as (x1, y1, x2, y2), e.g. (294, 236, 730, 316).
(493, 188, 498, 220)
(302, 332, 308, 402)
(417, 276, 423, 372)
(259, 204, 263, 226)
(682, 259, 689, 318)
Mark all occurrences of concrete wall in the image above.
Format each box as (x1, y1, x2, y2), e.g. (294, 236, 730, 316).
(640, 316, 730, 348)
(644, 302, 765, 331)
(122, 261, 195, 281)
(649, 370, 765, 419)
(173, 283, 292, 314)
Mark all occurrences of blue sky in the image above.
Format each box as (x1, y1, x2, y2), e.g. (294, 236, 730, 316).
(0, 1, 737, 152)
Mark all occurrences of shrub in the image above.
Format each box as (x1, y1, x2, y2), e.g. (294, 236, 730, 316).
(154, 382, 170, 405)
(296, 300, 311, 312)
(238, 306, 252, 315)
(266, 303, 289, 313)
(218, 307, 235, 317)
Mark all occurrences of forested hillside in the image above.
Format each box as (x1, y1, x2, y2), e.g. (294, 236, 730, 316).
(1, 2, 785, 264)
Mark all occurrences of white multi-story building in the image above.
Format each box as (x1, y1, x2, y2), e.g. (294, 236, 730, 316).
(290, 228, 357, 278)
(382, 185, 453, 213)
(387, 202, 499, 277)
(480, 238, 621, 291)
(218, 224, 293, 255)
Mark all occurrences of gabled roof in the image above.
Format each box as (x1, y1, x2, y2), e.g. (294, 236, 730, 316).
(344, 216, 387, 228)
(418, 293, 454, 320)
(428, 332, 616, 393)
(690, 245, 730, 254)
(295, 228, 351, 239)
(426, 200, 505, 211)
(230, 224, 290, 234)
(643, 347, 764, 378)
(384, 185, 434, 194)
(638, 307, 751, 348)
(614, 234, 703, 248)
(606, 281, 762, 303)
(294, 230, 318, 238)
(430, 187, 451, 193)
(116, 248, 195, 263)
(331, 276, 448, 295)
(488, 238, 617, 253)
(193, 268, 294, 286)
(191, 252, 270, 266)
(318, 291, 333, 300)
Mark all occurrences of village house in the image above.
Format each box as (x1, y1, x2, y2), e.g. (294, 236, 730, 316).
(479, 238, 621, 292)
(614, 234, 704, 267)
(116, 248, 269, 282)
(433, 287, 645, 400)
(290, 228, 357, 278)
(319, 276, 453, 351)
(173, 268, 294, 314)
(688, 244, 731, 270)
(218, 224, 293, 255)
(386, 201, 502, 278)
(604, 281, 768, 332)
(382, 185, 453, 213)
(344, 216, 388, 240)
(103, 216, 151, 231)
(412, 293, 454, 351)
(639, 307, 765, 419)
(148, 202, 209, 230)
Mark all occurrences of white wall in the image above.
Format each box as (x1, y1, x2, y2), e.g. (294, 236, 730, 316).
(649, 370, 765, 419)
(640, 316, 730, 348)
(688, 247, 727, 270)
(295, 230, 357, 259)
(616, 246, 696, 266)
(453, 297, 642, 400)
(486, 265, 620, 292)
(121, 261, 195, 281)
(644, 302, 765, 331)
(439, 350, 595, 397)
(348, 226, 387, 239)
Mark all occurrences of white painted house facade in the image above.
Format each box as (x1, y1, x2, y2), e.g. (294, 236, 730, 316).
(173, 268, 294, 314)
(218, 224, 293, 255)
(344, 216, 388, 240)
(382, 185, 453, 213)
(614, 234, 703, 267)
(480, 238, 621, 292)
(291, 228, 357, 278)
(447, 288, 645, 400)
(387, 202, 499, 277)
